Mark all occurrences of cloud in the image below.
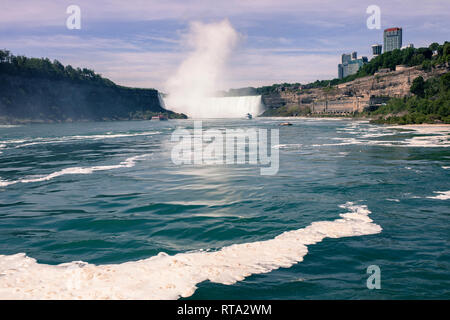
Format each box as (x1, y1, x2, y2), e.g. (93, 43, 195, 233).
(0, 0, 449, 90)
(2, 0, 449, 28)
(226, 51, 339, 88)
(1, 35, 140, 50)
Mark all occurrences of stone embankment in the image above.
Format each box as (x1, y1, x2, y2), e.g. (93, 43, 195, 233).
(262, 64, 449, 115)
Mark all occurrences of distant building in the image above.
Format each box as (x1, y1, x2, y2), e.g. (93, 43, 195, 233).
(371, 44, 382, 57)
(341, 53, 352, 64)
(401, 43, 414, 50)
(384, 27, 402, 52)
(338, 52, 368, 79)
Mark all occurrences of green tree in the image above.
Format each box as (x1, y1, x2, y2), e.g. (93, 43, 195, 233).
(0, 50, 11, 63)
(440, 72, 450, 93)
(429, 42, 440, 51)
(410, 76, 425, 97)
(421, 60, 431, 71)
(444, 42, 450, 57)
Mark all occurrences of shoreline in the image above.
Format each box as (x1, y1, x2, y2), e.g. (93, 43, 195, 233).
(2, 115, 450, 126)
(261, 115, 450, 126)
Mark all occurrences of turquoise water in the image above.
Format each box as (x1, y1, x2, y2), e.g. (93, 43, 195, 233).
(0, 119, 449, 299)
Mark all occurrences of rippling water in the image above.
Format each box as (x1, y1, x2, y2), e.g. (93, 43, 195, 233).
(0, 119, 449, 299)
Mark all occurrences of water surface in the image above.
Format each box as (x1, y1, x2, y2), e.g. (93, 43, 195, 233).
(0, 119, 449, 299)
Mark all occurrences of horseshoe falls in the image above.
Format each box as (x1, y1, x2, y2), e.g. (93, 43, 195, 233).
(164, 95, 264, 119)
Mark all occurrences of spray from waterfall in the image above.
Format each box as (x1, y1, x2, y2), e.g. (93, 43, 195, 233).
(164, 20, 263, 118)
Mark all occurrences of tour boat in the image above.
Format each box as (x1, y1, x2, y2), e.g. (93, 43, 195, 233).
(151, 114, 168, 121)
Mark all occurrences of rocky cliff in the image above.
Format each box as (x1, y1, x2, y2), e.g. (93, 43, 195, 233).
(261, 64, 449, 116)
(0, 74, 186, 124)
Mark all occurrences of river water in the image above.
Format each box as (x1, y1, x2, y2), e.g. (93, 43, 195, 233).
(0, 118, 448, 299)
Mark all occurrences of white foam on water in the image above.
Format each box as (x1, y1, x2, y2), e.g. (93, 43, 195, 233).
(385, 125, 450, 147)
(442, 166, 450, 169)
(191, 213, 246, 219)
(53, 132, 161, 141)
(0, 132, 161, 149)
(388, 124, 450, 134)
(272, 144, 302, 150)
(360, 132, 396, 138)
(0, 155, 149, 188)
(427, 191, 450, 200)
(0, 202, 381, 300)
(336, 152, 349, 156)
(304, 118, 350, 121)
(0, 180, 16, 187)
(317, 125, 450, 148)
(337, 124, 397, 139)
(314, 137, 364, 147)
(0, 139, 26, 145)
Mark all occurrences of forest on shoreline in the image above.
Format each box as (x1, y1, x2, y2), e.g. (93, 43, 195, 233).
(0, 50, 186, 124)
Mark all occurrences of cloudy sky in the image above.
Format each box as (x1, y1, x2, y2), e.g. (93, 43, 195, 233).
(1, 0, 449, 91)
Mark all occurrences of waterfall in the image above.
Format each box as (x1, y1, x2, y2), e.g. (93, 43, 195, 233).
(164, 21, 261, 119)
(204, 95, 264, 118)
(158, 92, 166, 110)
(164, 95, 265, 118)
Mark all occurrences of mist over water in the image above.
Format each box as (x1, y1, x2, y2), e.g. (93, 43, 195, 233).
(198, 95, 264, 118)
(165, 20, 264, 118)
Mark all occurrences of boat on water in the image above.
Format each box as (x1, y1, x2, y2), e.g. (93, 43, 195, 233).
(151, 114, 168, 121)
(280, 122, 293, 126)
(246, 113, 253, 119)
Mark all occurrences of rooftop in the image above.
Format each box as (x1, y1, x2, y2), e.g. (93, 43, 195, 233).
(384, 27, 402, 32)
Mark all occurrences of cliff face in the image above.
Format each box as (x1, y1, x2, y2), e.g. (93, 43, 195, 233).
(261, 64, 449, 115)
(0, 74, 182, 123)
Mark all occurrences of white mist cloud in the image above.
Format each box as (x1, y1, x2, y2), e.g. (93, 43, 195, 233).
(164, 19, 241, 118)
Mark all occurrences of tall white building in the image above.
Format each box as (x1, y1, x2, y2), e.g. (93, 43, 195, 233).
(384, 27, 402, 52)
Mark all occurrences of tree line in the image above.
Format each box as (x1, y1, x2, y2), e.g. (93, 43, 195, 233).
(0, 49, 114, 86)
